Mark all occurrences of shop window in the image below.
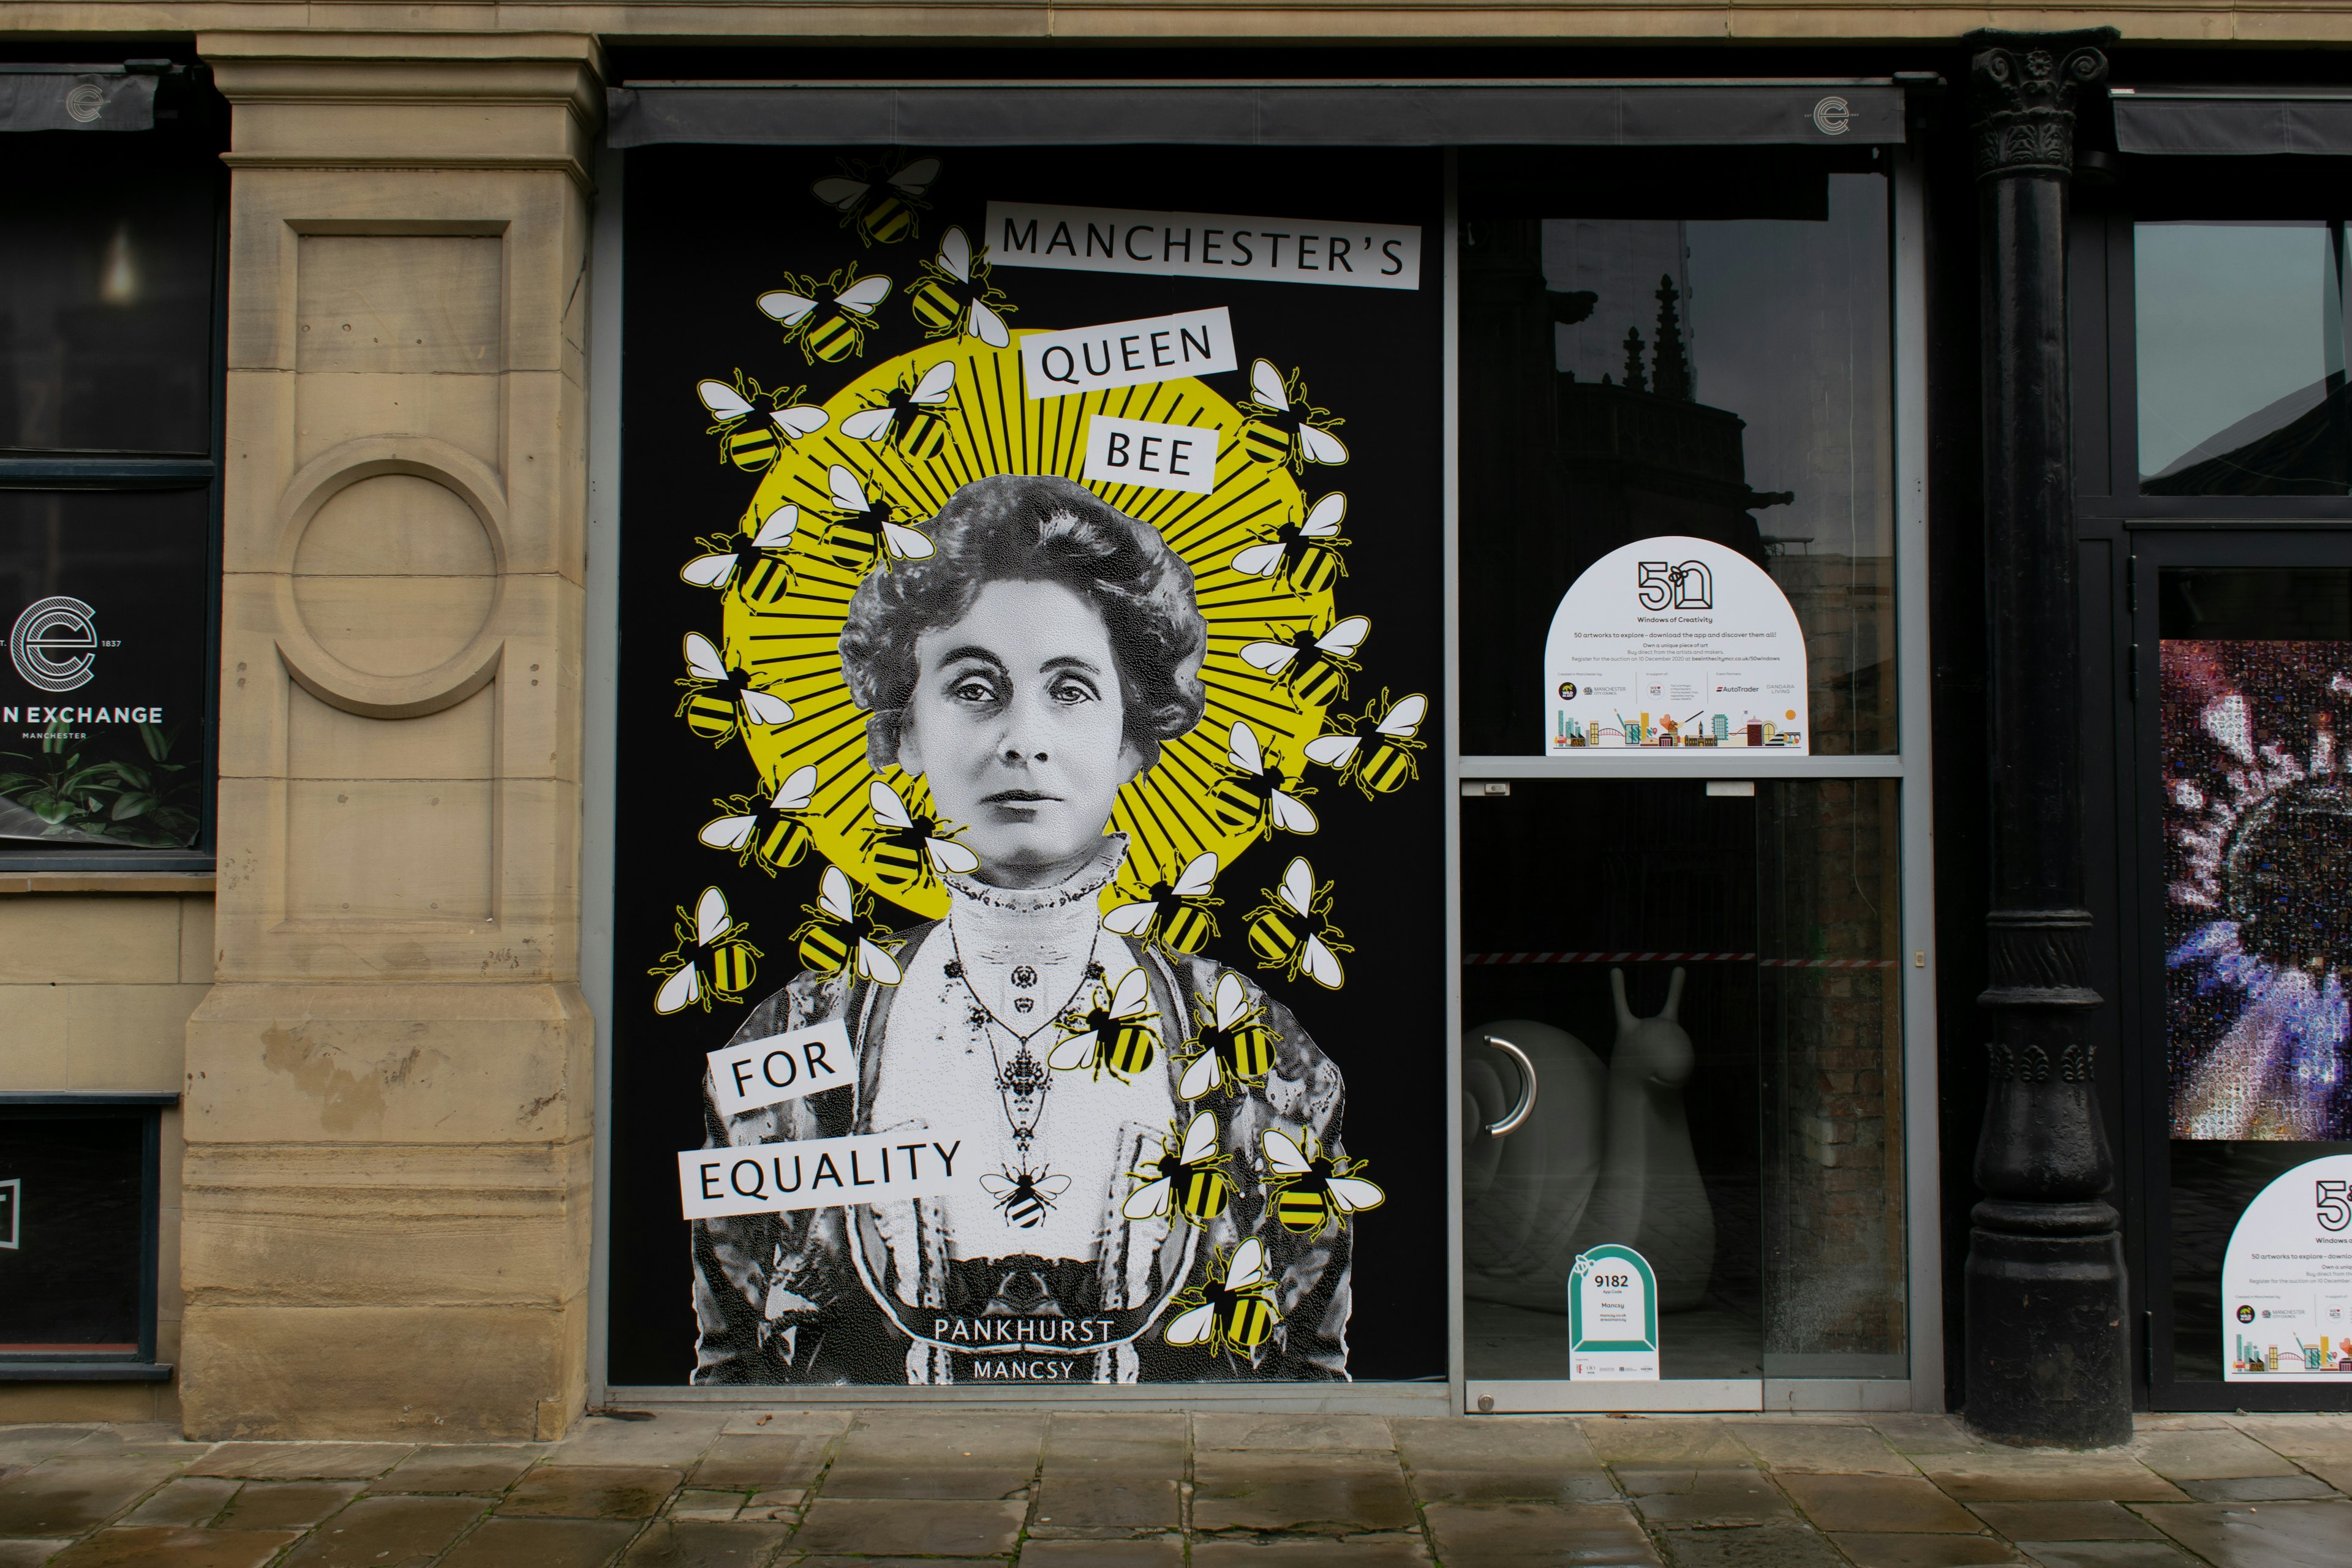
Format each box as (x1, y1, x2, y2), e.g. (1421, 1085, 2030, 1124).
(1461, 778, 1907, 1381)
(1458, 149, 1896, 757)
(0, 1097, 172, 1373)
(2136, 222, 2348, 496)
(0, 62, 223, 867)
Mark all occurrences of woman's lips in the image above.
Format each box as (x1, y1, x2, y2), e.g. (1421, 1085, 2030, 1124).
(984, 790, 1060, 804)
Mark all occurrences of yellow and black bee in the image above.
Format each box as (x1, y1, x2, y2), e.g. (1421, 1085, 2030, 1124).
(1102, 850, 1222, 957)
(982, 1163, 1071, 1229)
(1164, 1238, 1281, 1356)
(652, 886, 763, 1015)
(1123, 1109, 1234, 1225)
(758, 266, 895, 364)
(1260, 1128, 1386, 1235)
(698, 764, 818, 876)
(1242, 616, 1370, 710)
(696, 373, 829, 471)
(1246, 856, 1351, 992)
(679, 502, 800, 609)
(840, 361, 957, 462)
(816, 464, 937, 577)
(1049, 967, 1160, 1083)
(1305, 690, 1428, 799)
(1213, 720, 1319, 840)
(675, 631, 794, 746)
(1237, 358, 1349, 472)
(1178, 971, 1278, 1101)
(865, 778, 978, 892)
(1231, 491, 1352, 598)
(812, 155, 941, 247)
(792, 864, 905, 986)
(907, 225, 1014, 347)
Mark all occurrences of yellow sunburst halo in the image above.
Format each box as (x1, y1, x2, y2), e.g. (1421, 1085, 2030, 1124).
(703, 334, 1348, 922)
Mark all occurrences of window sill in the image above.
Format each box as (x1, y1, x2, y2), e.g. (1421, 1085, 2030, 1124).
(0, 872, 215, 895)
(0, 1363, 173, 1382)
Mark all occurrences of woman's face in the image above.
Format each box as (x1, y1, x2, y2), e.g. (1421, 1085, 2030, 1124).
(897, 577, 1147, 889)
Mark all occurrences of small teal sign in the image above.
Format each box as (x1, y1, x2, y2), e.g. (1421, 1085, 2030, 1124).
(1567, 1243, 1659, 1379)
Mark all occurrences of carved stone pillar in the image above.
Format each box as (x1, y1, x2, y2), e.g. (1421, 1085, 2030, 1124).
(1964, 28, 2133, 1449)
(180, 32, 601, 1439)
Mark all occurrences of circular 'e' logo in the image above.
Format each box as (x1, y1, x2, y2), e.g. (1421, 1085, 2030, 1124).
(1812, 96, 1853, 137)
(10, 596, 99, 693)
(64, 83, 106, 124)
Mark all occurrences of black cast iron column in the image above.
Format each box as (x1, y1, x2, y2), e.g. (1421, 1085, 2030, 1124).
(1964, 29, 2134, 1449)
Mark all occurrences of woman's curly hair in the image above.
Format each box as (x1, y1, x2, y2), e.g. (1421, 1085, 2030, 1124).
(839, 474, 1207, 771)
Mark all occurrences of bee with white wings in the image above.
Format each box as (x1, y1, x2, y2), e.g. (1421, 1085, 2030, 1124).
(1123, 1109, 1232, 1224)
(680, 501, 800, 609)
(789, 864, 904, 986)
(1238, 359, 1349, 472)
(760, 265, 894, 364)
(1164, 1238, 1283, 1358)
(698, 764, 819, 876)
(1305, 689, 1428, 798)
(840, 361, 957, 462)
(674, 631, 794, 746)
(1178, 971, 1278, 1101)
(815, 465, 935, 577)
(812, 154, 941, 247)
(1049, 967, 1160, 1082)
(1246, 856, 1352, 991)
(1261, 1128, 1386, 1234)
(1102, 850, 1223, 957)
(1212, 721, 1319, 841)
(907, 226, 1014, 348)
(650, 886, 763, 1015)
(1242, 615, 1370, 710)
(1231, 492, 1352, 598)
(864, 777, 978, 892)
(696, 372, 829, 472)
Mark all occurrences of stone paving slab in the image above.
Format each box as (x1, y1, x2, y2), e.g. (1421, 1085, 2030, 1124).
(369, 1444, 546, 1496)
(1826, 1531, 2026, 1567)
(184, 1443, 413, 1480)
(0, 1409, 2344, 1566)
(45, 1525, 301, 1567)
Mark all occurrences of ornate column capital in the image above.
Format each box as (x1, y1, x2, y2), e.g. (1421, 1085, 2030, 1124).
(1967, 28, 2116, 179)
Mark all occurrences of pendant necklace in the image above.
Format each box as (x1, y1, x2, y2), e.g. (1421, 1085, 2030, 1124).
(944, 919, 1104, 1161)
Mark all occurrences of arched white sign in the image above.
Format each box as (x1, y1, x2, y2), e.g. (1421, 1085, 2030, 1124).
(1540, 536, 1809, 755)
(2222, 1152, 2352, 1381)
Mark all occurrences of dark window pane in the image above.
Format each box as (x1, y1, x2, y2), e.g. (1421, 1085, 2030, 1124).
(1460, 778, 1906, 1382)
(0, 1114, 147, 1353)
(2137, 221, 2350, 496)
(1460, 162, 1895, 755)
(0, 489, 211, 849)
(0, 136, 217, 454)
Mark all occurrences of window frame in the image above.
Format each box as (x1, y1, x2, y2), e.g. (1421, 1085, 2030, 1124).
(0, 62, 225, 873)
(1444, 148, 1942, 1414)
(0, 1091, 178, 1381)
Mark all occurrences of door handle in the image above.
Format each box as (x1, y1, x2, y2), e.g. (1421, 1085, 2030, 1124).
(1475, 1035, 1539, 1139)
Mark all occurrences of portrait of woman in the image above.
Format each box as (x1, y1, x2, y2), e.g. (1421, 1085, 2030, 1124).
(691, 473, 1357, 1384)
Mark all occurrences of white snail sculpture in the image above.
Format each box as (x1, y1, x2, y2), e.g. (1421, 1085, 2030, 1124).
(1463, 966, 1716, 1313)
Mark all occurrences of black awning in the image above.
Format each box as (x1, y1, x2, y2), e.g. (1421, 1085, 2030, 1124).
(607, 80, 1906, 148)
(0, 64, 159, 132)
(2113, 87, 2352, 156)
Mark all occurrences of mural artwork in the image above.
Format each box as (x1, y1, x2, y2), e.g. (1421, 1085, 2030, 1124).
(2166, 639, 2352, 1141)
(610, 147, 1446, 1385)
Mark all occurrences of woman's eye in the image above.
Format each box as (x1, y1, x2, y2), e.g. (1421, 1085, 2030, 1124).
(1050, 680, 1097, 706)
(951, 678, 998, 704)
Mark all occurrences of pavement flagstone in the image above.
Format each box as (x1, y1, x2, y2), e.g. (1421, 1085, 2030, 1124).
(0, 1409, 2340, 1564)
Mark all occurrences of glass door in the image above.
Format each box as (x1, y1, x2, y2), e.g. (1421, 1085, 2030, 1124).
(1452, 143, 1923, 1411)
